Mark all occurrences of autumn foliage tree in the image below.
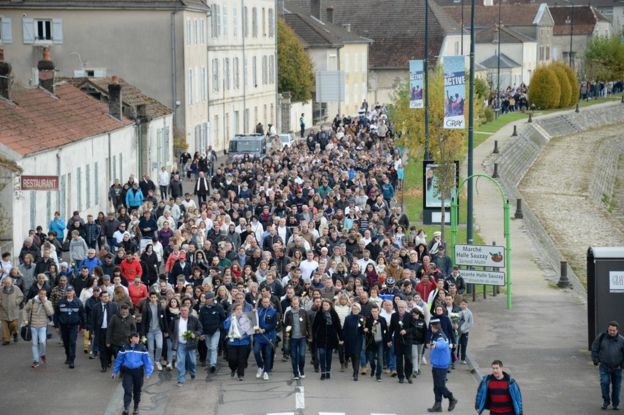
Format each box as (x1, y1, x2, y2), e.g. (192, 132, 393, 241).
(278, 17, 314, 102)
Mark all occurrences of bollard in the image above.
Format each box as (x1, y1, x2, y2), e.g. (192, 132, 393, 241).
(492, 163, 499, 178)
(493, 140, 499, 154)
(621, 95, 624, 104)
(557, 261, 571, 288)
(514, 198, 524, 219)
(512, 125, 518, 137)
(528, 112, 533, 123)
(575, 103, 580, 113)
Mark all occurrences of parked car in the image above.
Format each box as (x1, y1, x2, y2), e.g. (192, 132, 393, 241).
(227, 134, 267, 162)
(279, 133, 295, 149)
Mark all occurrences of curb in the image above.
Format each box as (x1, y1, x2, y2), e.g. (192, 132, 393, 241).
(465, 351, 483, 384)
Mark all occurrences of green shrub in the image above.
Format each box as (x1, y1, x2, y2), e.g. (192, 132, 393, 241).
(528, 66, 561, 109)
(555, 62, 579, 106)
(484, 106, 494, 122)
(550, 64, 572, 108)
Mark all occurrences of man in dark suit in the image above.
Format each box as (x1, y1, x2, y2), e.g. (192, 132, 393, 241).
(194, 171, 210, 205)
(390, 300, 415, 384)
(92, 290, 118, 372)
(168, 253, 193, 285)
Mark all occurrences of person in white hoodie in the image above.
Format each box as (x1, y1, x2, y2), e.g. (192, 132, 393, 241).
(159, 167, 171, 200)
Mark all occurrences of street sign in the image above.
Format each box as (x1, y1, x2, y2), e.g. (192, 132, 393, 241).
(20, 175, 59, 191)
(461, 270, 506, 286)
(455, 244, 505, 267)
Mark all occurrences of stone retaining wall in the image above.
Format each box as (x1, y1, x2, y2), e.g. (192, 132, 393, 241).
(494, 103, 624, 290)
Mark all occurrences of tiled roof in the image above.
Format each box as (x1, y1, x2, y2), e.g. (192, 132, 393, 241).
(0, 84, 133, 157)
(443, 3, 542, 28)
(291, 0, 458, 69)
(62, 77, 172, 120)
(480, 52, 521, 69)
(0, 0, 208, 10)
(283, 2, 370, 48)
(550, 6, 600, 36)
(475, 26, 535, 43)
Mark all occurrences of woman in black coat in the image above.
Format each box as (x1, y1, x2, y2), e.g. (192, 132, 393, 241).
(140, 244, 159, 286)
(342, 303, 365, 381)
(312, 299, 343, 380)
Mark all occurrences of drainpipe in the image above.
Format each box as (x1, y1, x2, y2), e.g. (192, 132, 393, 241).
(171, 11, 178, 128)
(275, 0, 279, 132)
(56, 151, 61, 212)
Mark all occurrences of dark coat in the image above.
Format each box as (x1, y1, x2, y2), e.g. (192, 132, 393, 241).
(390, 311, 414, 348)
(140, 302, 168, 336)
(365, 316, 391, 351)
(284, 307, 311, 339)
(92, 301, 119, 338)
(312, 308, 343, 349)
(106, 313, 137, 347)
(172, 315, 203, 350)
(343, 313, 365, 357)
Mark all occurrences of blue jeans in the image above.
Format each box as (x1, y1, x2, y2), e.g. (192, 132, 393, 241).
(600, 366, 622, 408)
(31, 326, 47, 362)
(147, 330, 163, 364)
(318, 346, 333, 375)
(176, 343, 197, 384)
(366, 341, 384, 379)
(384, 341, 396, 371)
(359, 336, 368, 368)
(290, 337, 307, 376)
(204, 331, 220, 367)
(253, 338, 274, 373)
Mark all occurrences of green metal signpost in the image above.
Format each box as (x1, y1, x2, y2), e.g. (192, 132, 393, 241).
(450, 174, 512, 309)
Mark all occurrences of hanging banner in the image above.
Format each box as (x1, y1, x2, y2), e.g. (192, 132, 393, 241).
(443, 56, 466, 129)
(409, 60, 424, 109)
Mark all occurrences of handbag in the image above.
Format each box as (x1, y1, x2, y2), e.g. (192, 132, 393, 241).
(20, 300, 34, 342)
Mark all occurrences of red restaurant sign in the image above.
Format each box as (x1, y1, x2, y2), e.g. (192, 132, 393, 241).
(21, 175, 59, 191)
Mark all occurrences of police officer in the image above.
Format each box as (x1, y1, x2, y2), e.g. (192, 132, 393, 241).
(112, 332, 154, 415)
(427, 319, 458, 412)
(53, 285, 85, 369)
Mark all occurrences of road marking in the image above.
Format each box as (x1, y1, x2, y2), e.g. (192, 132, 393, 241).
(295, 386, 305, 409)
(267, 413, 295, 415)
(319, 413, 346, 415)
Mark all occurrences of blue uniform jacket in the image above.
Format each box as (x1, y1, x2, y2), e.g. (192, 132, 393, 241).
(113, 343, 154, 377)
(430, 334, 451, 369)
(475, 372, 523, 415)
(254, 305, 277, 344)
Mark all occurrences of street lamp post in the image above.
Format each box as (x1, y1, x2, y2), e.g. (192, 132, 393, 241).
(567, 7, 575, 68)
(424, 0, 431, 161)
(467, 0, 476, 245)
(496, 0, 502, 111)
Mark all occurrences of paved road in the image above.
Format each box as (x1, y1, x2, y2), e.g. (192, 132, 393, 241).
(1, 334, 481, 415)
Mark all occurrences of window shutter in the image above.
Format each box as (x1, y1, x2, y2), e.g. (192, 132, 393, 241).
(52, 18, 63, 44)
(1, 17, 12, 43)
(22, 17, 34, 44)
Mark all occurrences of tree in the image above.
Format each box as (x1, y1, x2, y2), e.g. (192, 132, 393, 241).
(389, 68, 470, 237)
(278, 17, 314, 102)
(554, 62, 579, 107)
(550, 63, 572, 108)
(528, 66, 560, 109)
(584, 35, 624, 82)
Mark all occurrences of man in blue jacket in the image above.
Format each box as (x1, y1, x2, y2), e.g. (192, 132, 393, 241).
(253, 296, 278, 380)
(113, 332, 154, 415)
(125, 183, 144, 211)
(428, 320, 458, 412)
(475, 360, 523, 415)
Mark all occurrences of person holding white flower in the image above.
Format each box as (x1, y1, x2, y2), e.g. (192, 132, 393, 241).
(172, 305, 202, 386)
(343, 303, 365, 381)
(390, 300, 414, 384)
(224, 302, 253, 381)
(253, 296, 278, 380)
(284, 296, 310, 380)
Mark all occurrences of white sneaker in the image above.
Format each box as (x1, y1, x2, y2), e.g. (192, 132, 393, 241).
(256, 367, 263, 378)
(299, 373, 306, 379)
(156, 362, 163, 371)
(166, 362, 173, 370)
(422, 357, 427, 365)
(263, 372, 269, 381)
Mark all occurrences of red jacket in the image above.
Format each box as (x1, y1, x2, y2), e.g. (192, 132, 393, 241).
(120, 259, 143, 282)
(128, 282, 148, 306)
(415, 279, 436, 301)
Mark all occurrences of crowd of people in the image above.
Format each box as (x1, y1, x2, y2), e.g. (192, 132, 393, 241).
(0, 103, 527, 414)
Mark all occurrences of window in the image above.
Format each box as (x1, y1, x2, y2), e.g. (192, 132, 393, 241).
(262, 8, 266, 37)
(112, 156, 117, 181)
(186, 18, 192, 44)
(362, 52, 367, 71)
(234, 111, 240, 134)
(252, 56, 257, 87)
(200, 67, 207, 101)
(76, 166, 82, 211)
(252, 7, 257, 37)
(60, 175, 66, 218)
(225, 113, 230, 143)
(263, 104, 267, 125)
(545, 46, 550, 61)
(539, 46, 544, 61)
(119, 153, 123, 181)
(199, 19, 205, 44)
(46, 191, 52, 224)
(270, 104, 274, 125)
(86, 163, 90, 208)
(244, 108, 249, 132)
(328, 54, 337, 71)
(233, 7, 238, 37)
(188, 68, 194, 105)
(243, 7, 248, 37)
(362, 82, 367, 103)
(254, 106, 258, 128)
(211, 4, 221, 38)
(214, 115, 219, 148)
(225, 58, 230, 90)
(262, 55, 267, 85)
(23, 17, 61, 44)
(1, 17, 13, 43)
(268, 9, 274, 37)
(223, 6, 228, 38)
(212, 58, 219, 92)
(233, 57, 240, 89)
(194, 19, 198, 44)
(269, 55, 274, 84)
(344, 54, 349, 72)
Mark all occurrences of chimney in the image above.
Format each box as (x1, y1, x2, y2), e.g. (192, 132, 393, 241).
(326, 7, 334, 24)
(311, 0, 321, 19)
(37, 47, 55, 94)
(108, 75, 123, 120)
(0, 48, 11, 100)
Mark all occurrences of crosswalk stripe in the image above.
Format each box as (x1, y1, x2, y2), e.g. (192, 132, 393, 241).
(319, 413, 346, 415)
(266, 413, 295, 415)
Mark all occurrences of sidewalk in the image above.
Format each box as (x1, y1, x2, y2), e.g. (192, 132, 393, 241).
(466, 107, 603, 414)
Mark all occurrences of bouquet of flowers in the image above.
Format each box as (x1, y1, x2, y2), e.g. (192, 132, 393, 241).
(183, 330, 198, 350)
(358, 317, 365, 329)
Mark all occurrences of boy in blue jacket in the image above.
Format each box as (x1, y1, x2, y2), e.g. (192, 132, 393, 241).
(428, 320, 458, 412)
(113, 332, 154, 415)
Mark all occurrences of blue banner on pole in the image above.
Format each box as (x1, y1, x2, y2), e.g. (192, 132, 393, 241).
(443, 56, 466, 129)
(409, 60, 424, 109)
